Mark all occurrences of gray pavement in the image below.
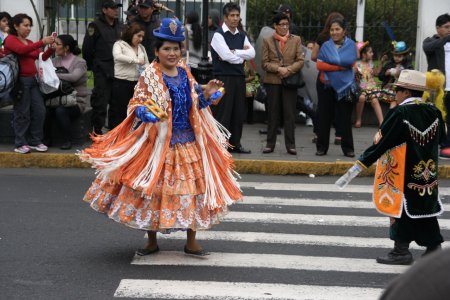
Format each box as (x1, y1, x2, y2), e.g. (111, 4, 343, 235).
(0, 123, 449, 176)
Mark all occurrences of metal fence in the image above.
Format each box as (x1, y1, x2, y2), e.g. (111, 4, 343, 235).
(50, 0, 418, 60)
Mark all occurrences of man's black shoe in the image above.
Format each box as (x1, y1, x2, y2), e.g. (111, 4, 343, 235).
(376, 252, 413, 265)
(230, 146, 251, 154)
(377, 241, 413, 265)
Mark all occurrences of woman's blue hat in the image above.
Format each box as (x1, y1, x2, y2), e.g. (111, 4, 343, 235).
(153, 18, 185, 42)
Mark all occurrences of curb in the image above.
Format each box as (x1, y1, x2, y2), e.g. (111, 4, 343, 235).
(1, 152, 450, 178)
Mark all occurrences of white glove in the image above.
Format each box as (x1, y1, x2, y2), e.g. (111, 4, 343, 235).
(388, 68, 397, 76)
(335, 164, 362, 190)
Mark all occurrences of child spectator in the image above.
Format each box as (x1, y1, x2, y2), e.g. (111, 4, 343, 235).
(244, 60, 256, 124)
(354, 41, 384, 127)
(0, 11, 11, 42)
(0, 12, 12, 107)
(379, 41, 413, 108)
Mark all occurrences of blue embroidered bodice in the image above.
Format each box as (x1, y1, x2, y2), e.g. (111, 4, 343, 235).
(163, 67, 195, 146)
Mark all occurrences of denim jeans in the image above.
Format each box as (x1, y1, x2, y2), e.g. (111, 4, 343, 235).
(13, 76, 46, 147)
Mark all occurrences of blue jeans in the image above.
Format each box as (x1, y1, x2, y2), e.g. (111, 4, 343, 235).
(13, 77, 46, 147)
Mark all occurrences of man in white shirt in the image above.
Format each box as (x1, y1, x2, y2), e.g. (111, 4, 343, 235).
(210, 2, 255, 153)
(423, 13, 450, 158)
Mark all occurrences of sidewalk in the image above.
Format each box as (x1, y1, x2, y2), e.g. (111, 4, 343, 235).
(0, 123, 449, 178)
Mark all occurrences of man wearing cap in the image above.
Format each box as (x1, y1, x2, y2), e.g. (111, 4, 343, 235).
(82, 0, 124, 135)
(210, 2, 255, 154)
(125, 5, 138, 25)
(337, 70, 446, 265)
(132, 0, 160, 62)
(423, 13, 450, 159)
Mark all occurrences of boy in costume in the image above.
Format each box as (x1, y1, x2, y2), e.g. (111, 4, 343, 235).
(336, 69, 446, 265)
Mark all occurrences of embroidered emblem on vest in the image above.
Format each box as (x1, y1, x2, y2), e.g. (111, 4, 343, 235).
(373, 144, 406, 217)
(407, 181, 438, 196)
(403, 118, 439, 146)
(407, 159, 438, 196)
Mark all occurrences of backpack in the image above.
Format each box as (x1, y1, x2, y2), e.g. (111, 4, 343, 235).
(0, 53, 19, 98)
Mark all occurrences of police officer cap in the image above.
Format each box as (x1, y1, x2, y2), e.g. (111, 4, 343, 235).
(139, 0, 154, 8)
(273, 4, 292, 14)
(125, 6, 138, 16)
(102, 0, 123, 8)
(153, 18, 185, 42)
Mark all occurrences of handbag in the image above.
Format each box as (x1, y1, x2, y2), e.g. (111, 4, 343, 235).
(43, 80, 75, 100)
(45, 90, 78, 107)
(254, 84, 267, 104)
(272, 37, 305, 89)
(37, 53, 60, 94)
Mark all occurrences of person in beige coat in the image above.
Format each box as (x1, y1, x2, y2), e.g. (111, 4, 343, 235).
(261, 13, 304, 155)
(110, 23, 149, 129)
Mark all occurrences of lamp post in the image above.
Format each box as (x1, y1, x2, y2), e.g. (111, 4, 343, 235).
(196, 0, 213, 84)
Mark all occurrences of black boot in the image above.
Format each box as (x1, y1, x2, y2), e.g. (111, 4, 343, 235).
(422, 244, 442, 257)
(376, 241, 413, 265)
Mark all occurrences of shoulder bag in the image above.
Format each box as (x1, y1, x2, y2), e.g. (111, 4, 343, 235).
(272, 36, 305, 89)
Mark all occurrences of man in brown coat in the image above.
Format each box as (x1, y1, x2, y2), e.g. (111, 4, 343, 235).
(261, 12, 304, 155)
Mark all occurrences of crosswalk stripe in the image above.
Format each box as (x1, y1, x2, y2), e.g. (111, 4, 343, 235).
(240, 182, 450, 196)
(224, 211, 450, 229)
(131, 251, 408, 274)
(242, 196, 450, 210)
(114, 279, 384, 299)
(157, 230, 450, 250)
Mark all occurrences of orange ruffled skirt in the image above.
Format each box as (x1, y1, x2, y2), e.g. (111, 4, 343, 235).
(84, 141, 228, 232)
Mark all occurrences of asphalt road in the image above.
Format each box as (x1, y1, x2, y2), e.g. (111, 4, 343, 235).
(0, 169, 449, 300)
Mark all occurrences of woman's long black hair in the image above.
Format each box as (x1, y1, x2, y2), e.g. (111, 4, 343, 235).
(186, 11, 202, 51)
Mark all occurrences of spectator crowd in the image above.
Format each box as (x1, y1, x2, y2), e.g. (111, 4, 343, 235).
(0, 1, 448, 160)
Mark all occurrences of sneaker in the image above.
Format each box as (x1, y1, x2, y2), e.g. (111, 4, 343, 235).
(439, 148, 450, 159)
(14, 145, 31, 154)
(29, 144, 48, 152)
(306, 117, 313, 127)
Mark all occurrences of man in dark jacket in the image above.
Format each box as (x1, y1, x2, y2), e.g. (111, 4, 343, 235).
(132, 0, 160, 62)
(82, 0, 124, 134)
(423, 13, 450, 159)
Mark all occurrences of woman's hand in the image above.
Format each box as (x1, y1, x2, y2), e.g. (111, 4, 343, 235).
(277, 66, 290, 78)
(41, 36, 55, 45)
(202, 79, 224, 99)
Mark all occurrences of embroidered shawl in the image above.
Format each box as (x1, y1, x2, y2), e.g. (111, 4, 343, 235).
(78, 60, 242, 209)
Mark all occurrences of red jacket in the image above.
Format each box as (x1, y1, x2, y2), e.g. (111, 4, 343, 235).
(4, 35, 53, 77)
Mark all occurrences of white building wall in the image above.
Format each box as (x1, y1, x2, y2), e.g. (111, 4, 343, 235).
(415, 0, 449, 71)
(0, 0, 45, 41)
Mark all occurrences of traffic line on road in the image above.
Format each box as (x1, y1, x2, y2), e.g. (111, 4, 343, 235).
(131, 251, 407, 274)
(224, 211, 450, 229)
(114, 279, 383, 299)
(242, 195, 450, 210)
(157, 230, 450, 250)
(240, 182, 450, 196)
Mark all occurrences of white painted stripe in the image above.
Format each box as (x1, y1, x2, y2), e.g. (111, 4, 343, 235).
(114, 279, 383, 299)
(242, 196, 450, 210)
(224, 211, 450, 230)
(131, 251, 408, 274)
(157, 230, 450, 250)
(240, 182, 450, 196)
